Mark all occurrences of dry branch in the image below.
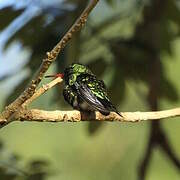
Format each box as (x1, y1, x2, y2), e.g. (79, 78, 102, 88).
(22, 77, 63, 107)
(15, 108, 180, 123)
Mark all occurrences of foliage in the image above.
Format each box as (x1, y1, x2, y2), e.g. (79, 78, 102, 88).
(0, 140, 51, 180)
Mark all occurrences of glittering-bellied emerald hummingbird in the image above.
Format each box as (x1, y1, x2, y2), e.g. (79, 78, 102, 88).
(45, 63, 121, 116)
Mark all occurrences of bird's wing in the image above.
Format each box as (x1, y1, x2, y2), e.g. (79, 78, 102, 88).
(74, 82, 110, 114)
(74, 77, 120, 115)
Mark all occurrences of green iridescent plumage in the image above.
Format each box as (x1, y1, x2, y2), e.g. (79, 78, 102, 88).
(63, 63, 121, 116)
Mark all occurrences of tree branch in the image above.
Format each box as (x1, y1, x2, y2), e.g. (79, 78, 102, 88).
(22, 77, 63, 107)
(0, 0, 99, 123)
(14, 108, 180, 123)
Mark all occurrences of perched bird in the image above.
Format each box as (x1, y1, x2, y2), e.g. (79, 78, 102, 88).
(45, 63, 121, 116)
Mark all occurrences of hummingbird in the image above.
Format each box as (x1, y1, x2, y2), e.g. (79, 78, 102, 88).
(45, 63, 121, 116)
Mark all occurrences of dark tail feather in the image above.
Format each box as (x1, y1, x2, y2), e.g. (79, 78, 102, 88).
(111, 106, 122, 117)
(116, 111, 122, 117)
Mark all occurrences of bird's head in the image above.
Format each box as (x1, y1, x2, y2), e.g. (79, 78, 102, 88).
(45, 64, 93, 86)
(64, 63, 93, 85)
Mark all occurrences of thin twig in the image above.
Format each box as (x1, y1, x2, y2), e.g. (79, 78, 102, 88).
(14, 107, 180, 123)
(22, 77, 63, 107)
(0, 0, 99, 123)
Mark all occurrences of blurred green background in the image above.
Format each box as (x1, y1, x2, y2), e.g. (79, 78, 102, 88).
(0, 0, 180, 179)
